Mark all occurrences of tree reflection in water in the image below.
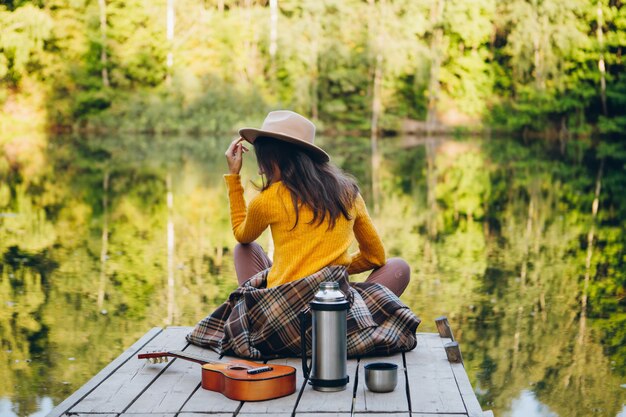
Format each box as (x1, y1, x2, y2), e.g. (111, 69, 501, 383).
(0, 134, 624, 416)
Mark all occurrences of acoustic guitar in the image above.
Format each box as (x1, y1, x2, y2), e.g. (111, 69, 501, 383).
(138, 350, 296, 401)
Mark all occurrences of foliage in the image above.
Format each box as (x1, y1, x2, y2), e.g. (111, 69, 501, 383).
(0, 0, 623, 136)
(0, 4, 52, 85)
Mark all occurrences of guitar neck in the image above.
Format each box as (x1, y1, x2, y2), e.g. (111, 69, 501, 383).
(166, 350, 219, 365)
(138, 350, 218, 365)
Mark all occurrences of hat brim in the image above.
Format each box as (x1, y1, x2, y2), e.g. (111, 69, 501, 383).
(239, 128, 330, 162)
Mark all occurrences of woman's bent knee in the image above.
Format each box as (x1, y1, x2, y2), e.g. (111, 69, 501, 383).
(387, 257, 411, 295)
(365, 257, 411, 297)
(387, 257, 410, 279)
(234, 242, 263, 257)
(233, 242, 271, 286)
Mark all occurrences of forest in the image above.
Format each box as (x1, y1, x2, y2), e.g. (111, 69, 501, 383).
(0, 0, 625, 138)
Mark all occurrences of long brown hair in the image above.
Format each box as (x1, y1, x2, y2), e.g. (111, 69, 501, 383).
(253, 136, 359, 229)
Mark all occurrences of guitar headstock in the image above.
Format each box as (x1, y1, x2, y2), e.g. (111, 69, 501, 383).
(138, 351, 171, 364)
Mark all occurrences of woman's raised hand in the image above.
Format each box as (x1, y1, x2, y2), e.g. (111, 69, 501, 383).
(225, 137, 249, 175)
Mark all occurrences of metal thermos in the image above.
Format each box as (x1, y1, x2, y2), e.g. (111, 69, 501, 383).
(300, 281, 350, 392)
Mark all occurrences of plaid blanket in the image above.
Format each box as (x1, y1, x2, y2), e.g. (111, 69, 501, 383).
(186, 265, 420, 359)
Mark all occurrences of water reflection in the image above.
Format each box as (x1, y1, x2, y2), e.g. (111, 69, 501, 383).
(0, 133, 624, 417)
(0, 397, 53, 417)
(509, 390, 558, 417)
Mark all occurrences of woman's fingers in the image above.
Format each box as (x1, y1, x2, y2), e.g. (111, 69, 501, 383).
(226, 137, 245, 157)
(225, 137, 246, 174)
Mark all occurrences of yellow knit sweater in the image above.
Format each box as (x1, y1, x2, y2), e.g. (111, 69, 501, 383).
(225, 174, 386, 288)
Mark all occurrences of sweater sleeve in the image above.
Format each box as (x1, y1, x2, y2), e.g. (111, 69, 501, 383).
(224, 174, 269, 243)
(347, 194, 386, 274)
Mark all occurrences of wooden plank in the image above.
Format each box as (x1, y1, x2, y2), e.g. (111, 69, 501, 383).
(62, 414, 118, 417)
(237, 357, 301, 414)
(292, 359, 358, 413)
(450, 362, 483, 417)
(179, 352, 246, 414)
(235, 414, 295, 417)
(349, 413, 470, 417)
(238, 415, 349, 417)
(119, 414, 175, 417)
(364, 413, 460, 417)
(178, 414, 233, 417)
(70, 327, 190, 413)
(47, 327, 163, 417)
(409, 415, 468, 417)
(405, 333, 466, 415)
(126, 341, 221, 413)
(353, 414, 410, 417)
(354, 353, 409, 413)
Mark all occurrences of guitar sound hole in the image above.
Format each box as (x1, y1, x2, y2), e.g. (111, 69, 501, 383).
(229, 366, 248, 370)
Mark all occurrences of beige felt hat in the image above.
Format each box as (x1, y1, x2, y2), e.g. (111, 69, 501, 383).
(239, 110, 330, 162)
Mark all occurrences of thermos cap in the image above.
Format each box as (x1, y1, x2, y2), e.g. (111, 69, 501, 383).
(313, 281, 347, 303)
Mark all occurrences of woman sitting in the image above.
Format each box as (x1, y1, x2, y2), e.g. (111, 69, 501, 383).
(187, 110, 419, 359)
(224, 110, 410, 296)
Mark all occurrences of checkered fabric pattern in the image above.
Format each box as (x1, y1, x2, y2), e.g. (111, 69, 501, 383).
(186, 265, 420, 359)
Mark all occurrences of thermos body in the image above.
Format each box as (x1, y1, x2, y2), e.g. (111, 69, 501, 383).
(307, 282, 350, 392)
(311, 308, 348, 388)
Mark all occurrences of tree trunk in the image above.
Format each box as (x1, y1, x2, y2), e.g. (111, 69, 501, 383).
(310, 11, 319, 120)
(97, 171, 109, 309)
(269, 0, 278, 80)
(520, 196, 534, 290)
(370, 51, 383, 216)
(532, 3, 544, 90)
(427, 0, 444, 128)
(533, 32, 542, 89)
(242, 0, 259, 82)
(368, 0, 385, 215)
(166, 173, 176, 325)
(426, 138, 438, 238)
(166, 0, 175, 85)
(597, 1, 608, 116)
(512, 305, 523, 369)
(310, 42, 319, 120)
(98, 0, 110, 87)
(579, 158, 604, 345)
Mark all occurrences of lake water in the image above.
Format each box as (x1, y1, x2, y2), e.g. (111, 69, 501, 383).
(0, 133, 624, 417)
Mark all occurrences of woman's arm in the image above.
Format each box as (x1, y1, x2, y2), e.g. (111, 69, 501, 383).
(225, 174, 269, 243)
(223, 138, 267, 243)
(347, 194, 386, 274)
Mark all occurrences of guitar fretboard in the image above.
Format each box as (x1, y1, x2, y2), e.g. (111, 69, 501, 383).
(164, 350, 218, 364)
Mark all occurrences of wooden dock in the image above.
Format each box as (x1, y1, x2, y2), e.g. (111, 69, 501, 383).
(47, 326, 493, 417)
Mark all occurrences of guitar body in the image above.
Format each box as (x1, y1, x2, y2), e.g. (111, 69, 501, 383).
(201, 359, 296, 401)
(138, 351, 296, 402)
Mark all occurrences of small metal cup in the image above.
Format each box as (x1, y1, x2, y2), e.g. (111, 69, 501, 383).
(364, 362, 398, 393)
